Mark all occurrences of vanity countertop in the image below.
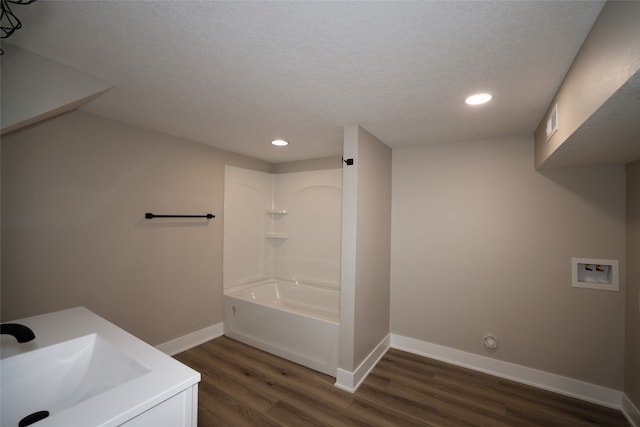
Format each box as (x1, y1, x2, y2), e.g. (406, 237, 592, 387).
(1, 307, 201, 427)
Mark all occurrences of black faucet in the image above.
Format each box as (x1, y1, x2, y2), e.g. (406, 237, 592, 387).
(1, 323, 36, 343)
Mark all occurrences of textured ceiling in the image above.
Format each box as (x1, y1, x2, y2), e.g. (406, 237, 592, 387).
(6, 1, 605, 163)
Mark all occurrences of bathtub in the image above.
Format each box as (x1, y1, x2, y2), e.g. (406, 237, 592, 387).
(223, 279, 339, 376)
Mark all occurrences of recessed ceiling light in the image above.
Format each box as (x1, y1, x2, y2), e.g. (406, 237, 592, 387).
(465, 93, 492, 105)
(271, 139, 288, 146)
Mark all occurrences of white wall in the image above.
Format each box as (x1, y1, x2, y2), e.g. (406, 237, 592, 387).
(1, 111, 271, 345)
(391, 135, 626, 390)
(1, 45, 112, 134)
(353, 127, 392, 365)
(535, 1, 640, 168)
(223, 166, 342, 289)
(339, 125, 392, 377)
(626, 160, 640, 409)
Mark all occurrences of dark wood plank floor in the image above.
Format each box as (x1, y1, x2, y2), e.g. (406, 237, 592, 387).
(174, 336, 629, 427)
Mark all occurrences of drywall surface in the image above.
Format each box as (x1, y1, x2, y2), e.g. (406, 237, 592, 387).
(538, 70, 640, 169)
(340, 125, 391, 372)
(1, 110, 270, 345)
(534, 1, 640, 168)
(272, 156, 342, 173)
(391, 135, 625, 389)
(626, 160, 640, 407)
(1, 45, 112, 134)
(353, 127, 392, 367)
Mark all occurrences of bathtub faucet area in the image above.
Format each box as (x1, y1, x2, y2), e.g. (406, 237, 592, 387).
(1, 323, 36, 343)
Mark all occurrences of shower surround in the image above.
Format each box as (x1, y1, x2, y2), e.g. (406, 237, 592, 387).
(223, 165, 342, 375)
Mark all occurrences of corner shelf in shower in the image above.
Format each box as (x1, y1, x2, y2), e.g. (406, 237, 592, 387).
(266, 209, 288, 215)
(266, 233, 289, 239)
(266, 209, 288, 239)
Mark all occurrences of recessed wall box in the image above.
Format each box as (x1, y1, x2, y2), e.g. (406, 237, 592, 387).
(571, 257, 619, 291)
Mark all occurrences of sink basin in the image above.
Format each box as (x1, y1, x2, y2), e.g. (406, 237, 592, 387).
(1, 333, 150, 427)
(0, 307, 200, 426)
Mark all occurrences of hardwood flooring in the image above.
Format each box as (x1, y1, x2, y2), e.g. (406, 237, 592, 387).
(174, 336, 629, 427)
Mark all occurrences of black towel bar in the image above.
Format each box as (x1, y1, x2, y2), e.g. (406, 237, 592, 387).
(145, 213, 215, 219)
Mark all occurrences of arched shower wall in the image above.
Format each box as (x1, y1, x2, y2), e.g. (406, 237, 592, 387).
(272, 175, 342, 288)
(223, 165, 342, 290)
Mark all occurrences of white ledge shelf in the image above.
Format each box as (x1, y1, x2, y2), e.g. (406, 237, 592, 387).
(266, 233, 289, 239)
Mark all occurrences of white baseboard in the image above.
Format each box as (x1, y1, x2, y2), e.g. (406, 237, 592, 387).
(335, 334, 390, 393)
(156, 322, 224, 356)
(623, 393, 640, 427)
(156, 325, 632, 418)
(390, 334, 623, 409)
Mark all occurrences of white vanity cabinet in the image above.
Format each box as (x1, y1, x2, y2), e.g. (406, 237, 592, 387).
(122, 385, 198, 427)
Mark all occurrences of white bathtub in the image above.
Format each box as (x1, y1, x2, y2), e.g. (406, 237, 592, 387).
(223, 280, 339, 376)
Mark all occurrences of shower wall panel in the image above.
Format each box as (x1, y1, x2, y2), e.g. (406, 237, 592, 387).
(223, 166, 273, 287)
(224, 166, 342, 290)
(274, 170, 342, 287)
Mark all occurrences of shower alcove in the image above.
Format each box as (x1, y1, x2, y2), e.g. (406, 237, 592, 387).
(222, 165, 342, 376)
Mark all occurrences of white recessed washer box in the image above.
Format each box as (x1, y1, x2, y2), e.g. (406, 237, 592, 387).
(571, 257, 619, 291)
